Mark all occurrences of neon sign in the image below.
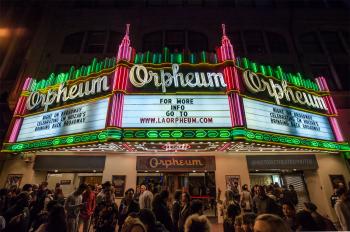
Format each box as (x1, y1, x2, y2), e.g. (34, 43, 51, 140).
(129, 64, 227, 93)
(26, 76, 109, 112)
(243, 70, 327, 111)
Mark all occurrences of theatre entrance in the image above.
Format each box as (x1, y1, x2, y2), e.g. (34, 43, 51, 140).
(136, 156, 217, 217)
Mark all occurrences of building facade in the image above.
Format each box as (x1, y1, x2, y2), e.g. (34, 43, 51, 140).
(1, 0, 350, 224)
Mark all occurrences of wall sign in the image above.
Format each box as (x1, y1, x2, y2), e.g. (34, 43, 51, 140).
(17, 98, 109, 142)
(242, 70, 327, 112)
(122, 95, 231, 128)
(246, 155, 318, 170)
(26, 75, 110, 112)
(136, 156, 216, 171)
(243, 98, 335, 141)
(128, 64, 227, 93)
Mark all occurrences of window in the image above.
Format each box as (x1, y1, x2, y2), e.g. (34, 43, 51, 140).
(244, 31, 266, 54)
(107, 31, 123, 53)
(334, 64, 350, 90)
(266, 32, 289, 53)
(143, 31, 163, 52)
(310, 64, 337, 90)
(188, 31, 208, 52)
(299, 32, 323, 53)
(228, 31, 244, 57)
(321, 31, 346, 54)
(84, 31, 107, 53)
(61, 32, 84, 54)
(165, 30, 185, 52)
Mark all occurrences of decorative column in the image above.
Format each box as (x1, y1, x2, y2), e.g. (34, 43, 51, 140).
(8, 77, 32, 142)
(108, 24, 135, 127)
(315, 76, 344, 142)
(216, 24, 244, 127)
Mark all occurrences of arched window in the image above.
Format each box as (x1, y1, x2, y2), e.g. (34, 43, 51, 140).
(61, 32, 85, 54)
(266, 32, 289, 53)
(143, 31, 163, 52)
(299, 32, 323, 53)
(188, 31, 208, 52)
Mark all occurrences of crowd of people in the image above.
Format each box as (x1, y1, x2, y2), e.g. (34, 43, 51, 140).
(0, 180, 348, 232)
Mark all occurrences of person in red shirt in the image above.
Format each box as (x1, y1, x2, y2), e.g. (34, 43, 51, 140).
(78, 184, 96, 232)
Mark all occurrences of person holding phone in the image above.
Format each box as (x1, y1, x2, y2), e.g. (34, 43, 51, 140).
(64, 184, 87, 232)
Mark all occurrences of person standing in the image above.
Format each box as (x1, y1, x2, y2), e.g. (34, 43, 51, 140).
(241, 184, 253, 212)
(118, 188, 140, 232)
(178, 192, 191, 232)
(252, 186, 276, 215)
(139, 184, 153, 210)
(152, 190, 173, 232)
(288, 185, 298, 206)
(3, 192, 30, 232)
(303, 202, 336, 231)
(282, 202, 297, 231)
(79, 185, 96, 232)
(64, 184, 87, 232)
(334, 188, 350, 231)
(95, 189, 118, 232)
(172, 190, 182, 232)
(223, 203, 241, 232)
(35, 204, 67, 232)
(29, 182, 49, 229)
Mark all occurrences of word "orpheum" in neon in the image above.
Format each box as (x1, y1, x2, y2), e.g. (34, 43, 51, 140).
(129, 64, 227, 92)
(243, 70, 327, 111)
(26, 76, 109, 112)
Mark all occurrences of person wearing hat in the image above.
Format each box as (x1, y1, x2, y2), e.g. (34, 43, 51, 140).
(303, 202, 336, 231)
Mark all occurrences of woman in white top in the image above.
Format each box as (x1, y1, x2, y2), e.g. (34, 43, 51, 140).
(240, 184, 253, 212)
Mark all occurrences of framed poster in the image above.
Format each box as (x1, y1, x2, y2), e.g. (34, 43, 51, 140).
(225, 175, 241, 192)
(5, 174, 23, 188)
(329, 175, 347, 190)
(112, 175, 126, 198)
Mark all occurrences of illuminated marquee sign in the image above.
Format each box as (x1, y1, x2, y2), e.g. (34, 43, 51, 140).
(122, 95, 231, 128)
(128, 64, 227, 93)
(17, 98, 109, 142)
(242, 70, 327, 112)
(26, 75, 110, 112)
(243, 98, 335, 141)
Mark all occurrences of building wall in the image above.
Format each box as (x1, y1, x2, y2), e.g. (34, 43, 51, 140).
(304, 153, 350, 221)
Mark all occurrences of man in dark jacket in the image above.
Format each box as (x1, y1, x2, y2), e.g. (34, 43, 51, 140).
(152, 190, 173, 232)
(118, 188, 140, 232)
(172, 190, 182, 232)
(178, 192, 191, 232)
